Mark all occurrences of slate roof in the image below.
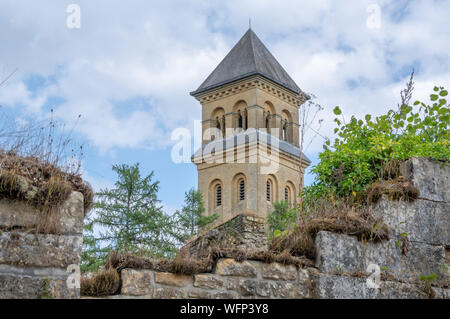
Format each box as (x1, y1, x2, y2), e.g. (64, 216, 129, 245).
(191, 29, 303, 96)
(192, 129, 311, 164)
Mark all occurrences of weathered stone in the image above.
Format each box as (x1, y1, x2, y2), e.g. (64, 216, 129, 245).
(296, 269, 312, 298)
(121, 269, 152, 296)
(315, 231, 447, 284)
(314, 274, 428, 299)
(215, 258, 257, 277)
(256, 282, 271, 297)
(373, 197, 450, 246)
(194, 274, 224, 289)
(226, 277, 256, 296)
(0, 273, 78, 299)
(0, 191, 84, 236)
(187, 214, 267, 258)
(400, 158, 449, 202)
(0, 231, 82, 268)
(153, 287, 187, 299)
(213, 291, 237, 299)
(59, 191, 85, 235)
(154, 272, 192, 287)
(237, 279, 257, 296)
(269, 281, 308, 299)
(433, 287, 450, 299)
(261, 262, 297, 281)
(187, 290, 212, 299)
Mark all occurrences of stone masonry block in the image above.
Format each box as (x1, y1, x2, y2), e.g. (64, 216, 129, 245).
(121, 269, 153, 296)
(313, 273, 428, 299)
(193, 274, 224, 289)
(154, 272, 192, 287)
(261, 262, 297, 281)
(373, 197, 450, 246)
(0, 273, 79, 299)
(400, 158, 449, 202)
(374, 197, 450, 246)
(215, 258, 258, 277)
(315, 231, 447, 285)
(0, 191, 84, 236)
(0, 231, 82, 268)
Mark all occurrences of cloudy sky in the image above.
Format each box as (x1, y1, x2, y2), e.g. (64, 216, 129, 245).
(0, 0, 449, 213)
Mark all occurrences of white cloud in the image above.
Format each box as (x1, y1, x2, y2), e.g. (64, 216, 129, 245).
(0, 0, 448, 159)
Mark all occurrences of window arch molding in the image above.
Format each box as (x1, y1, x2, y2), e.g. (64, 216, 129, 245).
(232, 100, 248, 131)
(284, 181, 296, 206)
(231, 172, 247, 208)
(211, 107, 225, 139)
(281, 109, 293, 143)
(209, 179, 224, 211)
(266, 174, 278, 203)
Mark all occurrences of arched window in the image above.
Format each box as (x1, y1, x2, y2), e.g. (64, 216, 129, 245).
(244, 110, 248, 130)
(216, 185, 222, 207)
(282, 124, 287, 141)
(239, 179, 245, 201)
(284, 187, 289, 201)
(216, 117, 221, 131)
(238, 111, 243, 129)
(266, 181, 271, 202)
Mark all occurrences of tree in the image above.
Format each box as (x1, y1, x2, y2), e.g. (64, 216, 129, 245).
(172, 188, 218, 243)
(88, 163, 176, 258)
(80, 221, 110, 273)
(267, 200, 298, 240)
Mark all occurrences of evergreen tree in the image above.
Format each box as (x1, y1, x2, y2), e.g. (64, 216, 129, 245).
(267, 200, 298, 240)
(80, 220, 110, 273)
(86, 163, 176, 263)
(172, 188, 218, 243)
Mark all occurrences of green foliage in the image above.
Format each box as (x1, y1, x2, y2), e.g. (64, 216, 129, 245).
(419, 273, 438, 284)
(172, 188, 219, 243)
(307, 86, 450, 199)
(39, 278, 52, 299)
(80, 221, 110, 273)
(81, 163, 176, 273)
(267, 200, 298, 240)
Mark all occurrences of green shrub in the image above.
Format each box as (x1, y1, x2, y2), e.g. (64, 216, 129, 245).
(267, 201, 298, 240)
(306, 86, 449, 199)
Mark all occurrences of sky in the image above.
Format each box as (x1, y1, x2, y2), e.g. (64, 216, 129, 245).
(0, 0, 449, 214)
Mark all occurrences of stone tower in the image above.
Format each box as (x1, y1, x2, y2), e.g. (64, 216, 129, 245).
(191, 29, 310, 223)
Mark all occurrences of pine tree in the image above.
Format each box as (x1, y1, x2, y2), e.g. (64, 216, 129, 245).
(172, 188, 218, 243)
(87, 163, 176, 261)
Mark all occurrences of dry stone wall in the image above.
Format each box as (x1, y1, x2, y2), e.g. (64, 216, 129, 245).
(0, 191, 84, 299)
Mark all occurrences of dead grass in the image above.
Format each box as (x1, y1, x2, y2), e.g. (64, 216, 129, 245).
(365, 177, 419, 204)
(0, 151, 94, 219)
(99, 247, 314, 279)
(80, 268, 120, 297)
(270, 210, 390, 259)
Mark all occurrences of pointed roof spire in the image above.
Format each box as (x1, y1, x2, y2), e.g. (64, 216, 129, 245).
(191, 29, 302, 96)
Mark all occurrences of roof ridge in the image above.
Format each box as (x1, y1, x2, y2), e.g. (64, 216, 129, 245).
(248, 29, 257, 71)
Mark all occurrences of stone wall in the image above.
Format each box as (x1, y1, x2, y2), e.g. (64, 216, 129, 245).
(0, 191, 84, 298)
(101, 258, 312, 299)
(185, 213, 267, 258)
(313, 158, 449, 298)
(103, 158, 449, 299)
